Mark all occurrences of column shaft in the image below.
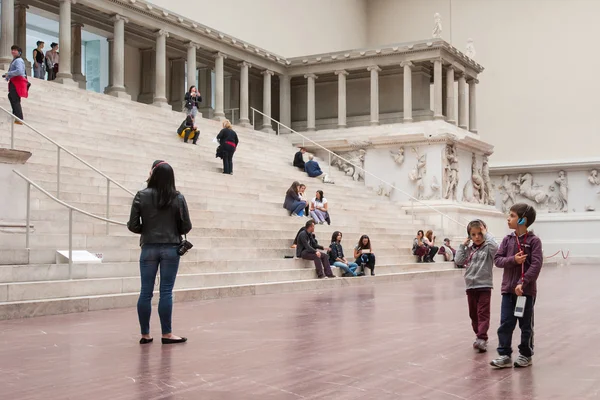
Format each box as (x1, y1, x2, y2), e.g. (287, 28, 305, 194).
(458, 75, 467, 129)
(468, 79, 478, 133)
(214, 52, 226, 119)
(186, 43, 197, 90)
(279, 74, 291, 133)
(433, 59, 443, 119)
(0, 0, 15, 68)
(261, 70, 274, 131)
(107, 15, 129, 98)
(401, 62, 413, 122)
(305, 74, 317, 132)
(239, 62, 251, 126)
(368, 66, 381, 125)
(446, 66, 455, 124)
(153, 30, 169, 108)
(335, 70, 348, 128)
(56, 0, 75, 84)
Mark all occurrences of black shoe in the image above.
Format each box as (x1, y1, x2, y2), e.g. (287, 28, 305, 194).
(371, 271, 375, 276)
(139, 338, 153, 344)
(162, 337, 187, 344)
(357, 272, 365, 276)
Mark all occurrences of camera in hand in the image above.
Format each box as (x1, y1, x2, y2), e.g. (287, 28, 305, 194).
(177, 239, 193, 256)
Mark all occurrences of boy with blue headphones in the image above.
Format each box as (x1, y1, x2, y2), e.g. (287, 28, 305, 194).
(491, 203, 543, 368)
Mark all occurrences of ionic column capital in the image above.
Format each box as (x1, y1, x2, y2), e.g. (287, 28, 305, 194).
(239, 61, 252, 68)
(186, 41, 198, 49)
(156, 29, 169, 38)
(15, 2, 29, 10)
(111, 14, 129, 24)
(468, 78, 479, 84)
(334, 70, 349, 76)
(215, 51, 227, 59)
(367, 65, 381, 73)
(59, 0, 77, 4)
(71, 21, 84, 28)
(400, 61, 413, 69)
(262, 69, 274, 76)
(304, 73, 317, 80)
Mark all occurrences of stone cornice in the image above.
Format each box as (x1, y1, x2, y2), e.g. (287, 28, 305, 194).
(490, 159, 600, 174)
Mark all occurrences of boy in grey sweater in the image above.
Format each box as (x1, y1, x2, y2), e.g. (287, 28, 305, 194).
(455, 219, 499, 352)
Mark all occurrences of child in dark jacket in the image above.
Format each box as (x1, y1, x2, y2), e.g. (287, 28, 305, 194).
(455, 219, 498, 353)
(490, 203, 543, 369)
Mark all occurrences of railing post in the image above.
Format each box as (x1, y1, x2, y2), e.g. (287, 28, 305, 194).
(106, 179, 111, 235)
(328, 152, 331, 175)
(252, 109, 255, 131)
(10, 117, 14, 149)
(56, 148, 61, 199)
(276, 122, 280, 136)
(25, 182, 31, 249)
(232, 109, 236, 125)
(68, 208, 73, 278)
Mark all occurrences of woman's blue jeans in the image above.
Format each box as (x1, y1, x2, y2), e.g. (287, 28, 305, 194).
(138, 244, 180, 335)
(291, 200, 307, 216)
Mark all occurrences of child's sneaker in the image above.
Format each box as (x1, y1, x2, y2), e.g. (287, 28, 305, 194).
(490, 355, 512, 368)
(514, 355, 533, 368)
(473, 339, 488, 353)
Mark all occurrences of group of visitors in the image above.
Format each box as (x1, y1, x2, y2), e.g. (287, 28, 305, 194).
(293, 148, 335, 184)
(412, 229, 458, 264)
(294, 220, 376, 278)
(32, 41, 59, 81)
(283, 181, 330, 224)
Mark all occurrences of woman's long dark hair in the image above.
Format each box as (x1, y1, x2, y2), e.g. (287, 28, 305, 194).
(316, 190, 324, 201)
(287, 181, 300, 196)
(331, 231, 342, 243)
(188, 85, 196, 94)
(358, 234, 371, 249)
(147, 162, 178, 209)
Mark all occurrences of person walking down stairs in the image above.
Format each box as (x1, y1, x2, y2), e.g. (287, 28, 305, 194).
(127, 161, 192, 345)
(216, 119, 239, 175)
(3, 45, 29, 124)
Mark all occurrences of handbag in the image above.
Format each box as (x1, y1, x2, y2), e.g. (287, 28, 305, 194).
(176, 195, 193, 256)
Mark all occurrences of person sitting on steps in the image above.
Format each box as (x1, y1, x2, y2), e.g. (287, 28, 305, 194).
(293, 147, 306, 170)
(283, 181, 308, 217)
(412, 230, 428, 263)
(310, 190, 330, 225)
(177, 114, 199, 145)
(354, 235, 376, 276)
(305, 154, 335, 184)
(298, 184, 310, 217)
(424, 230, 439, 262)
(329, 231, 360, 277)
(296, 220, 335, 279)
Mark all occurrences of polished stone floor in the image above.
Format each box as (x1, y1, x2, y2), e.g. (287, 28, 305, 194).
(1, 264, 599, 399)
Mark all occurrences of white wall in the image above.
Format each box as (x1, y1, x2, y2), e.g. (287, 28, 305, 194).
(145, 0, 368, 57)
(366, 0, 600, 164)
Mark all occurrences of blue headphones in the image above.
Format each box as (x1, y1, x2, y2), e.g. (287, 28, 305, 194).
(518, 205, 532, 226)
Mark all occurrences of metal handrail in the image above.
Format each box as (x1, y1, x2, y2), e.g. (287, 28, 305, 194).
(250, 107, 471, 231)
(13, 169, 126, 277)
(224, 108, 240, 124)
(2, 106, 135, 233)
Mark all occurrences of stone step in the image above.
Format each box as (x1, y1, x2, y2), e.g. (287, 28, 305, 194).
(0, 268, 459, 320)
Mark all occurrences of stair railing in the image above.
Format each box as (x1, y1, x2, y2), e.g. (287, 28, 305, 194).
(12, 169, 126, 277)
(250, 107, 471, 234)
(1, 106, 135, 234)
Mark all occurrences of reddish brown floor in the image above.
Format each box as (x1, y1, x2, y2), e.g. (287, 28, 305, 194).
(1, 264, 600, 399)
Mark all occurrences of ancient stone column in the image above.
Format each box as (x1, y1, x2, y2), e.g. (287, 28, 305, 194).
(239, 61, 251, 127)
(279, 74, 291, 133)
(458, 74, 467, 129)
(401, 61, 413, 122)
(305, 73, 317, 132)
(153, 29, 170, 108)
(186, 42, 197, 90)
(446, 66, 455, 124)
(214, 52, 226, 120)
(0, 0, 15, 69)
(71, 22, 86, 89)
(368, 65, 381, 126)
(56, 0, 76, 85)
(335, 70, 348, 128)
(262, 70, 274, 131)
(433, 58, 443, 120)
(169, 58, 186, 111)
(14, 2, 29, 71)
(107, 15, 129, 98)
(468, 78, 479, 134)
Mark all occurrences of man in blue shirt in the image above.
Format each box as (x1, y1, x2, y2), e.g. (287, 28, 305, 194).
(304, 154, 335, 184)
(3, 45, 27, 123)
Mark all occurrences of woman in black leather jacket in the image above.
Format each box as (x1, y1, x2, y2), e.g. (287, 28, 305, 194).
(128, 161, 192, 344)
(184, 85, 201, 118)
(216, 119, 239, 175)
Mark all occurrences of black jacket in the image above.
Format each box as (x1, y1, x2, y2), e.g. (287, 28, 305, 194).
(127, 188, 192, 246)
(296, 230, 324, 257)
(217, 128, 239, 148)
(329, 242, 345, 264)
(184, 92, 201, 109)
(293, 151, 305, 169)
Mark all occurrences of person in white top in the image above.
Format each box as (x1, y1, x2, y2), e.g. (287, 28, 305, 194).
(310, 190, 329, 225)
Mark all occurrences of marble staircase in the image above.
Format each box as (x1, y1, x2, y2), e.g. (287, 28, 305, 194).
(0, 78, 458, 320)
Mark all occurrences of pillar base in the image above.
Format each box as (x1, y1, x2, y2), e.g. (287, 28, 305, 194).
(458, 124, 468, 130)
(261, 126, 275, 134)
(469, 129, 478, 134)
(446, 119, 456, 125)
(105, 86, 132, 100)
(433, 115, 445, 120)
(73, 73, 87, 90)
(213, 112, 226, 121)
(403, 118, 414, 123)
(153, 98, 172, 109)
(337, 124, 347, 129)
(307, 128, 316, 132)
(370, 121, 379, 126)
(239, 118, 251, 128)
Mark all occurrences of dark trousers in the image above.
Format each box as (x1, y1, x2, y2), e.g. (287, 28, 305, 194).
(183, 128, 198, 144)
(497, 293, 535, 357)
(222, 144, 235, 174)
(426, 246, 439, 261)
(356, 253, 376, 273)
(137, 244, 180, 335)
(8, 82, 23, 120)
(467, 288, 492, 341)
(301, 250, 334, 278)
